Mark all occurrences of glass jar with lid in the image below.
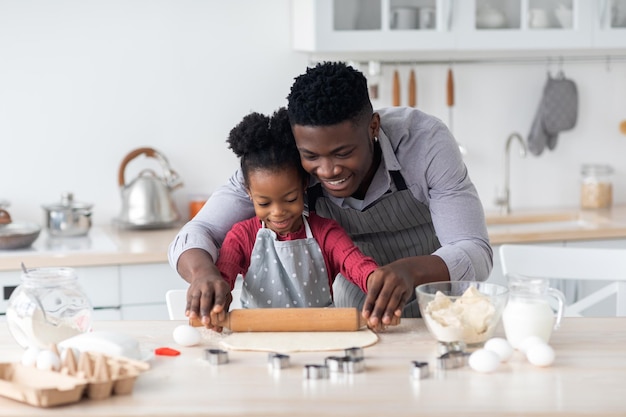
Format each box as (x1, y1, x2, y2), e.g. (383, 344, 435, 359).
(580, 164, 613, 210)
(6, 267, 93, 349)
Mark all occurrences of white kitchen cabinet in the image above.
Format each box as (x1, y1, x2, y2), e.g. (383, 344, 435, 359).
(0, 263, 187, 321)
(591, 0, 626, 48)
(455, 0, 593, 51)
(292, 0, 456, 54)
(0, 266, 121, 316)
(292, 0, 624, 57)
(121, 303, 170, 320)
(119, 263, 188, 319)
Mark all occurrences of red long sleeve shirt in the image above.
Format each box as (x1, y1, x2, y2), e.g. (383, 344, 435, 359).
(216, 213, 378, 294)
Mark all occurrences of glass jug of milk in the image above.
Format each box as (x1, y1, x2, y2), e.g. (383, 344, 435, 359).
(502, 274, 565, 350)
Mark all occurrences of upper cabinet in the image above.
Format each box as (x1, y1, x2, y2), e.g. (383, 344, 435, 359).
(456, 0, 593, 50)
(291, 0, 456, 53)
(592, 0, 626, 47)
(291, 0, 626, 58)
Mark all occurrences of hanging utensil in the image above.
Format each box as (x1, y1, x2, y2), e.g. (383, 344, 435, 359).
(446, 66, 467, 155)
(392, 70, 401, 106)
(408, 69, 417, 107)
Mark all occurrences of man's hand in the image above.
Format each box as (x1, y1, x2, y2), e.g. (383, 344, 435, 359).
(362, 255, 449, 330)
(178, 248, 232, 332)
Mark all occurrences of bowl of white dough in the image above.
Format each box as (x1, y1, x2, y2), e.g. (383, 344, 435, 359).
(416, 281, 509, 350)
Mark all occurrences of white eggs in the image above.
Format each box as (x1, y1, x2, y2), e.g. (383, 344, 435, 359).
(36, 349, 61, 371)
(526, 343, 555, 367)
(519, 335, 546, 354)
(468, 349, 500, 373)
(21, 346, 41, 367)
(172, 325, 201, 347)
(484, 337, 514, 362)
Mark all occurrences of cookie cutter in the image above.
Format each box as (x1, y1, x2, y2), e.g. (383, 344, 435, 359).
(437, 341, 466, 356)
(410, 361, 430, 379)
(204, 349, 229, 365)
(303, 364, 329, 379)
(436, 351, 469, 370)
(324, 356, 347, 373)
(343, 357, 365, 374)
(325, 356, 365, 374)
(268, 353, 290, 370)
(344, 347, 364, 359)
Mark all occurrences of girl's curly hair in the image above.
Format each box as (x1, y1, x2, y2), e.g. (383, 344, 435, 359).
(227, 107, 307, 186)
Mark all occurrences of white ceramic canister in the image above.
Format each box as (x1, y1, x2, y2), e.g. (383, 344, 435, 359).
(6, 267, 93, 348)
(502, 274, 565, 349)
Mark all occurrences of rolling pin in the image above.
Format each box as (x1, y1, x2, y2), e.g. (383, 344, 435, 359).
(189, 308, 366, 332)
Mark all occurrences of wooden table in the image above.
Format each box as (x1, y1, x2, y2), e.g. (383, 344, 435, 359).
(1, 318, 625, 416)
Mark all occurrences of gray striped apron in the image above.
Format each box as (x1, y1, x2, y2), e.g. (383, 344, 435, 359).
(307, 170, 441, 317)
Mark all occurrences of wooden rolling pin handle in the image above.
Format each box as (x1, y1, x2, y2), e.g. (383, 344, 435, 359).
(189, 308, 366, 332)
(446, 68, 454, 107)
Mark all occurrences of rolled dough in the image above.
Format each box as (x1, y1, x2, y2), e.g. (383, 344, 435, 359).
(220, 329, 379, 352)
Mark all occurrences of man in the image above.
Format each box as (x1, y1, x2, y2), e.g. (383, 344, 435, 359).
(168, 61, 492, 330)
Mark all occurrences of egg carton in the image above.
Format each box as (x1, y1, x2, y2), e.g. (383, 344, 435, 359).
(0, 347, 150, 408)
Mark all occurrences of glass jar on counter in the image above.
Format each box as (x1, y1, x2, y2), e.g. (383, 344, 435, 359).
(6, 267, 93, 349)
(580, 164, 613, 210)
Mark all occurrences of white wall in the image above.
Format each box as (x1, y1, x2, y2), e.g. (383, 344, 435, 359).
(1, 0, 625, 227)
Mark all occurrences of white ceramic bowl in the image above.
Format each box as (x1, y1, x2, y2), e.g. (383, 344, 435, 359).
(416, 281, 508, 350)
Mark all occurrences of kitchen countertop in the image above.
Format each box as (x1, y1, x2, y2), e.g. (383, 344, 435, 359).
(1, 205, 625, 272)
(486, 204, 626, 245)
(1, 318, 625, 416)
(0, 224, 180, 272)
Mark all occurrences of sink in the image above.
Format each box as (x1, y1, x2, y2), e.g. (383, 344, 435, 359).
(487, 219, 592, 233)
(485, 208, 626, 244)
(486, 211, 594, 233)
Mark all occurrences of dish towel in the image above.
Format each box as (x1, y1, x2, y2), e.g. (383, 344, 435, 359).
(527, 72, 578, 156)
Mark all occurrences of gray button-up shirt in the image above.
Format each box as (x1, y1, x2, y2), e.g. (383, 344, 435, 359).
(168, 107, 493, 281)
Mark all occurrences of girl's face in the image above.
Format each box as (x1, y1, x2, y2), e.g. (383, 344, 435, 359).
(247, 166, 306, 236)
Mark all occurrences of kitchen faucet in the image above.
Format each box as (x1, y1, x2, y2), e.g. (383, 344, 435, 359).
(494, 132, 527, 215)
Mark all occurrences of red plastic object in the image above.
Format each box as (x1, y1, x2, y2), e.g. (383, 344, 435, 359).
(155, 347, 181, 356)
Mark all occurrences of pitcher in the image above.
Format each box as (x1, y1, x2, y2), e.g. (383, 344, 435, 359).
(502, 274, 565, 349)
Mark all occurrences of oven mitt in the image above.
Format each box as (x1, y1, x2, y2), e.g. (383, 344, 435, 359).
(527, 72, 578, 156)
(527, 106, 553, 156)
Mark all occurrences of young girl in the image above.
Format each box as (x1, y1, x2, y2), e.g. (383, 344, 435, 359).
(216, 108, 379, 309)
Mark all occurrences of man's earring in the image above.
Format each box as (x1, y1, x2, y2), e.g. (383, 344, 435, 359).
(373, 136, 379, 143)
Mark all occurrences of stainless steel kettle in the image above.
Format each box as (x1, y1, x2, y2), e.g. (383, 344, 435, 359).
(116, 147, 183, 229)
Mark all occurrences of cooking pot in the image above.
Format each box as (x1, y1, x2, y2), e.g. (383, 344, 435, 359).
(42, 192, 93, 237)
(116, 147, 183, 229)
(0, 209, 41, 250)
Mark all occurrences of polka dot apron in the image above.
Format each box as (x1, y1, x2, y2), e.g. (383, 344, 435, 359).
(240, 215, 333, 309)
